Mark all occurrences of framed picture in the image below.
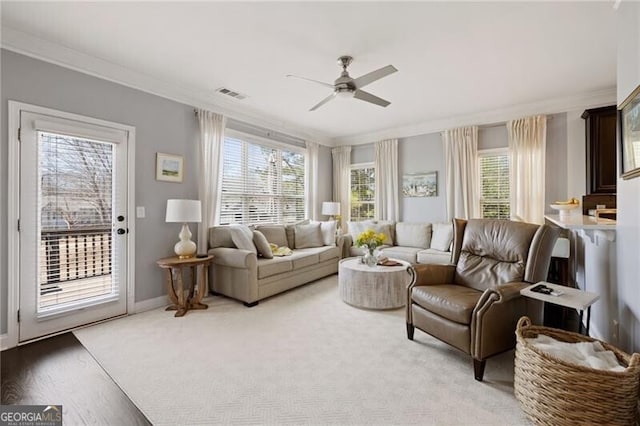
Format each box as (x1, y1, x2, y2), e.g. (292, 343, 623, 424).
(156, 152, 184, 183)
(619, 84, 640, 180)
(402, 171, 437, 197)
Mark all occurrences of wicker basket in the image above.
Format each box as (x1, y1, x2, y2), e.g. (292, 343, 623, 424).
(514, 316, 640, 426)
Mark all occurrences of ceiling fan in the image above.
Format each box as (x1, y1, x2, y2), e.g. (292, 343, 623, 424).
(287, 56, 398, 111)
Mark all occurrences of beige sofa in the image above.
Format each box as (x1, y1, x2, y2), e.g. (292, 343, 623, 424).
(343, 220, 453, 264)
(207, 222, 343, 306)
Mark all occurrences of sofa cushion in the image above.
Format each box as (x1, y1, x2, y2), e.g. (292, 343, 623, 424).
(395, 223, 432, 248)
(417, 249, 451, 265)
(288, 250, 320, 269)
(255, 225, 289, 248)
(209, 226, 235, 249)
(431, 222, 453, 252)
(229, 225, 257, 253)
(380, 246, 422, 263)
(285, 219, 310, 248)
(253, 230, 273, 259)
(295, 223, 324, 249)
(316, 245, 341, 262)
(411, 284, 482, 325)
(312, 220, 337, 246)
(349, 244, 391, 257)
(257, 257, 293, 279)
(347, 220, 373, 242)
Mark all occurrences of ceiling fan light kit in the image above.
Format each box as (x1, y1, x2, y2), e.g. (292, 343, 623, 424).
(287, 55, 397, 111)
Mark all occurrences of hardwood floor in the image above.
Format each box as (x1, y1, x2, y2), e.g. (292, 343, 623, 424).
(1, 332, 150, 425)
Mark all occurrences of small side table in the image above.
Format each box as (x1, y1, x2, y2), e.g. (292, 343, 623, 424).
(520, 281, 599, 335)
(156, 255, 214, 317)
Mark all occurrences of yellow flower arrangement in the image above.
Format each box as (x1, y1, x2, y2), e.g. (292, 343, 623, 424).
(355, 229, 387, 251)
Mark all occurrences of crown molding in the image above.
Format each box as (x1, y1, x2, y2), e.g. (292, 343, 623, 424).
(0, 26, 333, 146)
(1, 27, 616, 148)
(332, 87, 617, 146)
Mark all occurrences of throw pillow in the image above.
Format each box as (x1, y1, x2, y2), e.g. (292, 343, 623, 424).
(347, 220, 374, 242)
(285, 219, 310, 249)
(255, 225, 289, 248)
(253, 230, 273, 259)
(395, 223, 432, 248)
(229, 225, 257, 253)
(431, 222, 454, 252)
(367, 223, 394, 245)
(312, 220, 337, 246)
(294, 223, 324, 248)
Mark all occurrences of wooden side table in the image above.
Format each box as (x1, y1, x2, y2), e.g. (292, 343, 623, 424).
(520, 281, 600, 335)
(156, 255, 215, 317)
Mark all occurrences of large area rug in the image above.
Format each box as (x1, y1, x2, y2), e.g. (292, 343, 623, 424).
(74, 275, 528, 425)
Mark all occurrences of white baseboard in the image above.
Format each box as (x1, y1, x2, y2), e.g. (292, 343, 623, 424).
(1, 333, 10, 351)
(133, 295, 168, 313)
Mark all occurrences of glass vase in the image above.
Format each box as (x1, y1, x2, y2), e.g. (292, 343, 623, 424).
(363, 247, 377, 267)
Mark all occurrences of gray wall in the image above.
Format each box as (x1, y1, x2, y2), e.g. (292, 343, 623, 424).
(350, 116, 568, 223)
(0, 49, 333, 334)
(616, 2, 640, 353)
(399, 132, 446, 222)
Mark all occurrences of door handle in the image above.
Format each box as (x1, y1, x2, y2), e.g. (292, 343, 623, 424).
(117, 228, 126, 235)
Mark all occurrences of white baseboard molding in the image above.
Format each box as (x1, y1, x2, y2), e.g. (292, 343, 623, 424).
(133, 295, 168, 313)
(1, 333, 11, 351)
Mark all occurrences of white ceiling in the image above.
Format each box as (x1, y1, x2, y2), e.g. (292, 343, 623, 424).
(0, 2, 617, 145)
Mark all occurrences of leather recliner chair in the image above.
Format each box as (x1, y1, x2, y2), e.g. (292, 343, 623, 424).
(406, 218, 559, 381)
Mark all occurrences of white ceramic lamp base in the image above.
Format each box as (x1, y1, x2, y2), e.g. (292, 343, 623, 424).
(174, 223, 197, 259)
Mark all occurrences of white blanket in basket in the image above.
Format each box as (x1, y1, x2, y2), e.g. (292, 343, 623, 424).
(526, 335, 625, 372)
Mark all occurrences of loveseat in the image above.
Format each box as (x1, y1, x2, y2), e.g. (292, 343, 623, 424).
(207, 221, 343, 306)
(343, 220, 453, 264)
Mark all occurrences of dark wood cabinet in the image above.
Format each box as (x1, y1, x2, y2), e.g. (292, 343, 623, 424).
(582, 105, 617, 194)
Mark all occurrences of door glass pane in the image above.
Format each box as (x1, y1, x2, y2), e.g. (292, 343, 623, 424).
(38, 132, 116, 311)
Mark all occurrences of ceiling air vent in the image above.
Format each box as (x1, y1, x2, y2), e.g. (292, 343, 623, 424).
(215, 87, 247, 100)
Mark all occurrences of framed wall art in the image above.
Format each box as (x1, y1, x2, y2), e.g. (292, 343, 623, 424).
(156, 152, 184, 183)
(619, 84, 640, 180)
(402, 171, 437, 197)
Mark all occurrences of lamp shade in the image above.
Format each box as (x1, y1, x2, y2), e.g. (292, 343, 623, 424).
(166, 199, 202, 223)
(322, 201, 341, 216)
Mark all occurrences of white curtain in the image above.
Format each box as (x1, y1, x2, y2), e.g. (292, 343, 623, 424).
(197, 109, 226, 253)
(508, 115, 547, 224)
(305, 141, 319, 220)
(374, 139, 399, 221)
(331, 146, 352, 227)
(443, 126, 479, 221)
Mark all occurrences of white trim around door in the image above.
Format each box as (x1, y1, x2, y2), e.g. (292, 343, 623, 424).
(4, 101, 136, 349)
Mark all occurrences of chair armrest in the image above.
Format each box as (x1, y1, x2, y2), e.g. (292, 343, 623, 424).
(207, 247, 256, 269)
(410, 264, 456, 287)
(470, 281, 530, 360)
(489, 281, 529, 303)
(406, 264, 456, 322)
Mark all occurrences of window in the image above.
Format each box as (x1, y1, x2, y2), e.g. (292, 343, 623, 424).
(350, 164, 375, 221)
(219, 134, 305, 225)
(479, 150, 510, 219)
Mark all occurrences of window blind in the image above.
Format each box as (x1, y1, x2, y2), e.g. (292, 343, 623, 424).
(219, 136, 305, 225)
(38, 132, 115, 308)
(479, 153, 510, 219)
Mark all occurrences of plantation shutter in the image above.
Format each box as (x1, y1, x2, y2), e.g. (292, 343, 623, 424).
(219, 136, 305, 225)
(479, 153, 510, 219)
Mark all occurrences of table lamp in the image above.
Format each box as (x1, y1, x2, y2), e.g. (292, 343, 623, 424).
(322, 201, 341, 221)
(165, 199, 202, 258)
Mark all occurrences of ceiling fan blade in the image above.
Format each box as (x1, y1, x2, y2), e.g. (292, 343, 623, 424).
(309, 92, 337, 111)
(353, 89, 390, 107)
(286, 74, 334, 89)
(353, 65, 398, 89)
